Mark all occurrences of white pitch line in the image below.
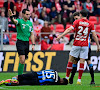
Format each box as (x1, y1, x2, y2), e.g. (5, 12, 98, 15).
(0, 87, 6, 89)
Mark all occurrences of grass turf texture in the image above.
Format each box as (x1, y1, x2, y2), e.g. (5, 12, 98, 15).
(0, 73, 100, 90)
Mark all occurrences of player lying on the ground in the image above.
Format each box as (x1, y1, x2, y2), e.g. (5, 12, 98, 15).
(0, 70, 68, 86)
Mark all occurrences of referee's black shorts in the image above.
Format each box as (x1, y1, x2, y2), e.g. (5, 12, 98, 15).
(85, 48, 91, 61)
(16, 39, 29, 59)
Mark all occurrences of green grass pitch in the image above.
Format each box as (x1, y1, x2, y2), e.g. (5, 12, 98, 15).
(0, 73, 100, 90)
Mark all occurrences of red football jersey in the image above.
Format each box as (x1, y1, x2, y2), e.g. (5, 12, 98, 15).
(71, 18, 95, 46)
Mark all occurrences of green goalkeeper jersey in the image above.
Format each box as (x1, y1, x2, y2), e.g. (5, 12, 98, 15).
(16, 18, 33, 41)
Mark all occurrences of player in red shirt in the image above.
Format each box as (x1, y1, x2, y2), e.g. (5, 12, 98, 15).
(56, 9, 100, 84)
(69, 12, 95, 85)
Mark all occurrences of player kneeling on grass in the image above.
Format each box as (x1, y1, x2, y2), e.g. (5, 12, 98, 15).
(0, 70, 68, 86)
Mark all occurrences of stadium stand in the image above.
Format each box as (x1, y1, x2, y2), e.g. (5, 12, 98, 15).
(0, 0, 100, 48)
(9, 40, 15, 45)
(11, 33, 17, 41)
(96, 25, 100, 33)
(89, 16, 98, 25)
(0, 0, 4, 8)
(50, 24, 54, 31)
(95, 25, 100, 41)
(65, 34, 70, 41)
(98, 17, 100, 24)
(55, 24, 64, 32)
(46, 8, 51, 14)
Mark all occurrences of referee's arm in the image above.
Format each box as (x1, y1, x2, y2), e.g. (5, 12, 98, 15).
(30, 32, 35, 51)
(30, 32, 35, 44)
(8, 9, 18, 25)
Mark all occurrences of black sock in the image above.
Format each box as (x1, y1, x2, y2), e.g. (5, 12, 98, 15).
(70, 67, 77, 80)
(89, 66, 94, 82)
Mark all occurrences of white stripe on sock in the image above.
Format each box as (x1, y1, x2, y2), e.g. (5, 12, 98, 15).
(67, 67, 72, 69)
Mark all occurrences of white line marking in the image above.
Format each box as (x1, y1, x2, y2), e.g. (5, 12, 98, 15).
(0, 87, 6, 89)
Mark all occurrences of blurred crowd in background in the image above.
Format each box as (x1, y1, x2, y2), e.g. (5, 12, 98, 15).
(0, 0, 100, 50)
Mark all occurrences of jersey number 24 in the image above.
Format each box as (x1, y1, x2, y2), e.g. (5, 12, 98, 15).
(76, 26, 88, 41)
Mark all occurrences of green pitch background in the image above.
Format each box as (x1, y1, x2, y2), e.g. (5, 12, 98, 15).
(0, 73, 100, 90)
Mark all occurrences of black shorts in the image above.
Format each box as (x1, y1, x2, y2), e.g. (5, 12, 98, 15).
(16, 39, 29, 59)
(18, 72, 39, 85)
(76, 48, 91, 61)
(85, 48, 91, 61)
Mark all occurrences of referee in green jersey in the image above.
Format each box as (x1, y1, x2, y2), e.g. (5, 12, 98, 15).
(8, 9, 35, 75)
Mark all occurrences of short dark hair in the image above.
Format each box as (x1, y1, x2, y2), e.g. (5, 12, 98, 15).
(60, 78, 68, 85)
(80, 9, 88, 17)
(73, 12, 80, 17)
(22, 9, 30, 14)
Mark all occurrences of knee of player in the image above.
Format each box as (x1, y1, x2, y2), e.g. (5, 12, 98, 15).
(68, 59, 73, 62)
(73, 60, 78, 64)
(19, 60, 25, 64)
(80, 59, 85, 63)
(19, 55, 25, 60)
(87, 60, 91, 65)
(19, 56, 25, 64)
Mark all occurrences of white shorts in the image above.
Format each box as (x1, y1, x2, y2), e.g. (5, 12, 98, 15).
(69, 46, 89, 59)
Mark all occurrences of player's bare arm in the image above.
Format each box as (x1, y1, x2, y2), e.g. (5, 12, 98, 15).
(92, 31, 100, 52)
(8, 9, 18, 25)
(30, 32, 35, 51)
(56, 26, 73, 41)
